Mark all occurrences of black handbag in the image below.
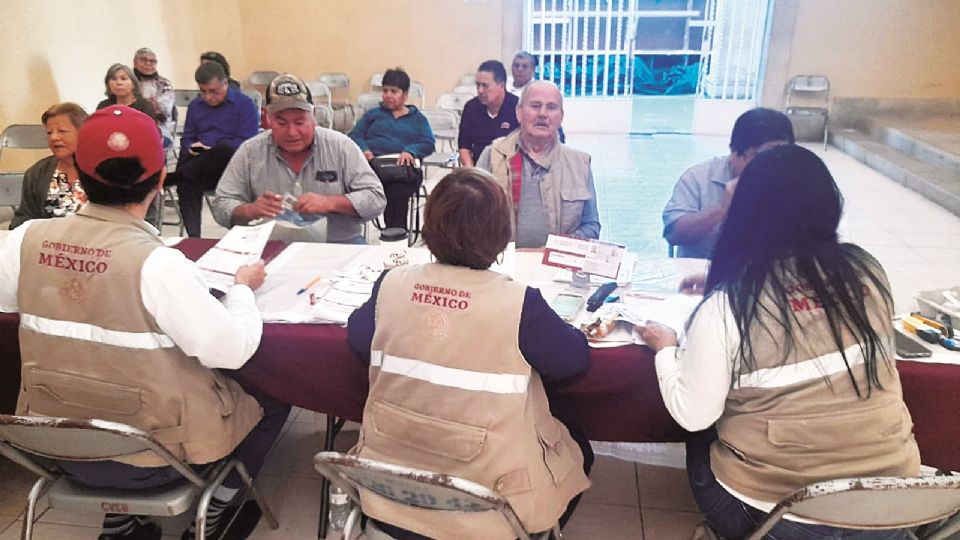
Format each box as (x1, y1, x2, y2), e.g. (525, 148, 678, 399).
(370, 154, 423, 185)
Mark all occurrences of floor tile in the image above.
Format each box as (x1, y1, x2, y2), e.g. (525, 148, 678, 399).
(563, 502, 644, 540)
(0, 456, 36, 518)
(637, 464, 699, 513)
(641, 508, 704, 540)
(247, 474, 325, 539)
(582, 456, 640, 507)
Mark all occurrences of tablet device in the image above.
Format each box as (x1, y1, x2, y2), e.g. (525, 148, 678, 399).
(895, 329, 932, 358)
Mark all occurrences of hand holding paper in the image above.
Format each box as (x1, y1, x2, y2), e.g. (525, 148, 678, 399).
(637, 321, 678, 352)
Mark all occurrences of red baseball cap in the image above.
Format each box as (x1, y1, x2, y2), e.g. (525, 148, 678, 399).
(75, 105, 165, 184)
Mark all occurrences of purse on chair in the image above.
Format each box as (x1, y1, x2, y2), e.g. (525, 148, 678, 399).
(370, 154, 423, 185)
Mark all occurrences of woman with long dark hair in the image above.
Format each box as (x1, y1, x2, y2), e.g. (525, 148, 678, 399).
(641, 144, 919, 539)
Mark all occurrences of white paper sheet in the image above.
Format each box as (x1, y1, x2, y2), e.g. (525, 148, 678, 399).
(196, 222, 276, 292)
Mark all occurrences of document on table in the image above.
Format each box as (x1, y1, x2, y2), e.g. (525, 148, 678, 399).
(196, 221, 276, 293)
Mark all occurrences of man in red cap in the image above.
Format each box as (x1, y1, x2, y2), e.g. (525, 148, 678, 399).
(0, 106, 287, 540)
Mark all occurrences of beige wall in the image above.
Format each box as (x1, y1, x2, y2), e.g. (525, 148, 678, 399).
(761, 0, 960, 108)
(0, 0, 520, 131)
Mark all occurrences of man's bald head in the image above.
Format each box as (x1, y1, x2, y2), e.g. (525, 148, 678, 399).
(518, 81, 564, 145)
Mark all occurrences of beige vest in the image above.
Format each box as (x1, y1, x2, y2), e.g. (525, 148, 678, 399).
(712, 265, 920, 502)
(16, 204, 263, 467)
(355, 263, 590, 539)
(486, 131, 593, 240)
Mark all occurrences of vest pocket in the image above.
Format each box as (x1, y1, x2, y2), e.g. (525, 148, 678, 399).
(369, 400, 486, 462)
(536, 417, 576, 486)
(26, 368, 141, 417)
(766, 404, 906, 450)
(559, 187, 590, 234)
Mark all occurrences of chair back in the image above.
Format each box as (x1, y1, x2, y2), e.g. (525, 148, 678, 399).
(421, 109, 459, 132)
(242, 89, 263, 111)
(453, 84, 478, 96)
(370, 73, 385, 91)
(174, 89, 201, 108)
(357, 92, 382, 115)
(1, 124, 48, 151)
(0, 172, 24, 208)
(319, 72, 350, 89)
(785, 75, 830, 112)
(408, 82, 426, 109)
(0, 414, 204, 485)
(435, 93, 471, 114)
(314, 451, 534, 540)
(305, 80, 333, 109)
(460, 73, 476, 87)
(314, 104, 335, 129)
(248, 70, 280, 86)
(0, 124, 49, 172)
(747, 476, 960, 540)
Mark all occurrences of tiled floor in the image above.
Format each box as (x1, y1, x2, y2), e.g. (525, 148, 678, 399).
(2, 132, 959, 539)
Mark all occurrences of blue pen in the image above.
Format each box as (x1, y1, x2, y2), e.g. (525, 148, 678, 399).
(941, 336, 960, 351)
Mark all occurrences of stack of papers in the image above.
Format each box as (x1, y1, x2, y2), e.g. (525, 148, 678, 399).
(195, 222, 275, 292)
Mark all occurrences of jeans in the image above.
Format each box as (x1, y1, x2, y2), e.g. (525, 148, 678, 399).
(686, 428, 910, 540)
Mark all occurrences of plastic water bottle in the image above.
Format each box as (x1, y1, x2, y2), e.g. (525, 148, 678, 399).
(328, 485, 350, 531)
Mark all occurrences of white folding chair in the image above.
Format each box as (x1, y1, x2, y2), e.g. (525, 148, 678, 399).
(408, 81, 426, 109)
(314, 103, 335, 129)
(173, 88, 200, 109)
(459, 73, 476, 86)
(0, 172, 25, 212)
(318, 72, 350, 106)
(0, 414, 280, 540)
(314, 451, 558, 540)
(421, 109, 459, 151)
(0, 124, 48, 165)
(745, 476, 960, 540)
(435, 93, 471, 116)
(305, 80, 334, 110)
(453, 84, 478, 96)
(356, 92, 382, 116)
(247, 70, 280, 87)
(370, 73, 384, 91)
(784, 74, 830, 151)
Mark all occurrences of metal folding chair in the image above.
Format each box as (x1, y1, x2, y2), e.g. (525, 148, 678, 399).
(784, 75, 830, 151)
(306, 80, 334, 110)
(248, 70, 280, 88)
(370, 73, 384, 91)
(453, 84, 478, 97)
(746, 475, 960, 540)
(408, 82, 426, 109)
(435, 93, 471, 116)
(314, 451, 559, 540)
(0, 414, 280, 540)
(0, 124, 48, 171)
(314, 104, 335, 130)
(318, 73, 351, 107)
(0, 172, 25, 212)
(357, 92, 382, 116)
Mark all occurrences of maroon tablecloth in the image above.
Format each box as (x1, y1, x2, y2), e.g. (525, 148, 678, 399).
(2, 238, 957, 472)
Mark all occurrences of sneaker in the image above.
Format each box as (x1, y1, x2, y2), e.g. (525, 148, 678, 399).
(180, 500, 262, 540)
(98, 517, 161, 540)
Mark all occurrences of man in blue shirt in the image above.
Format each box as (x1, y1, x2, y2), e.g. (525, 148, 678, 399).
(170, 62, 258, 237)
(457, 60, 519, 167)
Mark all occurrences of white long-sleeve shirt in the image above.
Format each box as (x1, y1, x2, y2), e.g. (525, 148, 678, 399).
(0, 219, 262, 370)
(653, 290, 739, 432)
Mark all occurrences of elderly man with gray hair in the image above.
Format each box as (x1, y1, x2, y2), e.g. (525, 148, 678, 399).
(477, 81, 600, 248)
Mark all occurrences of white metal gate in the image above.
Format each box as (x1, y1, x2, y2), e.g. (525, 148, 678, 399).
(522, 0, 770, 100)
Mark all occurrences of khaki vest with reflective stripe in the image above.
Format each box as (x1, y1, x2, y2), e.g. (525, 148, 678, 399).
(712, 263, 920, 502)
(16, 204, 262, 467)
(356, 263, 590, 539)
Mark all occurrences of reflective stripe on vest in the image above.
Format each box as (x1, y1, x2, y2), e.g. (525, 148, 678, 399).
(371, 350, 529, 394)
(20, 313, 176, 350)
(734, 343, 868, 389)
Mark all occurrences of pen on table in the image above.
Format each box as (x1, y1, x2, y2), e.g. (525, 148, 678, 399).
(296, 275, 323, 295)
